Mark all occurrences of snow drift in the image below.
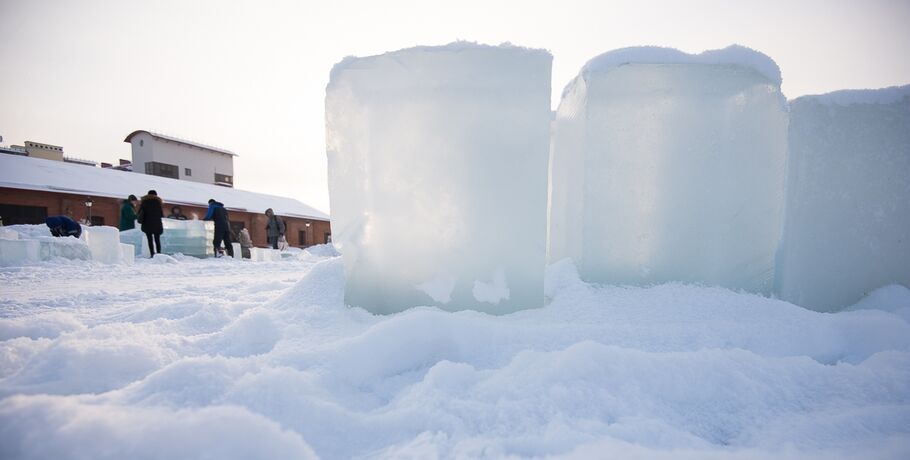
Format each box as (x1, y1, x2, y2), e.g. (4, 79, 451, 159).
(1, 255, 909, 459)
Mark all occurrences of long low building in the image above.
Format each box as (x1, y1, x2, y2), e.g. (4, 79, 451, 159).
(0, 154, 331, 248)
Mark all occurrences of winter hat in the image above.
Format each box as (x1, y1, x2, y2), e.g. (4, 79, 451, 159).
(208, 199, 216, 204)
(148, 190, 157, 196)
(128, 194, 138, 201)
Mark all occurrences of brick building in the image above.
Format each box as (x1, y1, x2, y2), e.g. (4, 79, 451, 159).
(0, 154, 330, 248)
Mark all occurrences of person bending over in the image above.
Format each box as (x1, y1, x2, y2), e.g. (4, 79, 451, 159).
(46, 215, 82, 238)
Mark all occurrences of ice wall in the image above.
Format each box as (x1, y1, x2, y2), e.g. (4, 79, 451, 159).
(776, 85, 910, 311)
(549, 46, 788, 294)
(0, 225, 128, 265)
(121, 220, 215, 258)
(326, 43, 552, 314)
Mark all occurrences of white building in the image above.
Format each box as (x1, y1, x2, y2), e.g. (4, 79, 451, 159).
(125, 130, 236, 187)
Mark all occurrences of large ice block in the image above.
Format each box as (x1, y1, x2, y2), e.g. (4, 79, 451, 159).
(121, 220, 215, 258)
(1, 225, 91, 264)
(119, 243, 135, 265)
(0, 238, 40, 266)
(776, 86, 910, 311)
(160, 219, 215, 258)
(327, 43, 552, 314)
(549, 46, 788, 294)
(82, 226, 123, 264)
(37, 236, 91, 261)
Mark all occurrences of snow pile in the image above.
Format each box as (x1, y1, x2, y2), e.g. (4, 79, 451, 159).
(1, 256, 909, 459)
(327, 43, 552, 314)
(0, 225, 131, 266)
(302, 243, 339, 258)
(776, 85, 910, 311)
(549, 45, 788, 295)
(794, 85, 910, 106)
(576, 45, 782, 88)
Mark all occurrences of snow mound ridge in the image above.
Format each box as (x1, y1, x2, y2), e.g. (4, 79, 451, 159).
(566, 44, 782, 97)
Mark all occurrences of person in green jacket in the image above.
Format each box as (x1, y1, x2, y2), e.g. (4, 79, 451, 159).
(119, 194, 139, 230)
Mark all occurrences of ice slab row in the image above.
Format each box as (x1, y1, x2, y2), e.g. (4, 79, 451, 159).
(327, 43, 552, 314)
(775, 86, 910, 311)
(0, 225, 131, 266)
(121, 220, 215, 258)
(548, 46, 788, 294)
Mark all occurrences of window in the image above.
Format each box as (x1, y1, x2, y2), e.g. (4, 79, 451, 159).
(145, 161, 179, 179)
(185, 168, 192, 177)
(214, 173, 233, 187)
(139, 139, 144, 147)
(0, 204, 48, 225)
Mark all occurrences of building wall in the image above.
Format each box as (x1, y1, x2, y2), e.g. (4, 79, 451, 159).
(24, 141, 64, 162)
(0, 187, 330, 249)
(131, 133, 235, 186)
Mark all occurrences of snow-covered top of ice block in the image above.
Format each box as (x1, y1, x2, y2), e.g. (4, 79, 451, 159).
(0, 154, 329, 220)
(791, 84, 910, 106)
(328, 41, 551, 89)
(565, 45, 782, 97)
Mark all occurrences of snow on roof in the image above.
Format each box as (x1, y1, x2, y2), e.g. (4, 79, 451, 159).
(791, 84, 910, 106)
(123, 130, 238, 157)
(565, 45, 782, 97)
(0, 154, 329, 220)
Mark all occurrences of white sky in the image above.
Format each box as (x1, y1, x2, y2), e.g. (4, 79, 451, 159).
(1, 0, 909, 213)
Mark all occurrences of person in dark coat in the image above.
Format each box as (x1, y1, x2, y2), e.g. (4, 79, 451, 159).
(137, 190, 164, 256)
(264, 208, 286, 249)
(204, 199, 234, 257)
(46, 215, 82, 238)
(119, 195, 139, 230)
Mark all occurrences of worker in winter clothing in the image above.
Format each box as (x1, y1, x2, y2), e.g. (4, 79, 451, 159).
(204, 199, 234, 257)
(264, 208, 286, 250)
(239, 227, 252, 259)
(119, 195, 139, 231)
(137, 190, 164, 256)
(46, 215, 82, 238)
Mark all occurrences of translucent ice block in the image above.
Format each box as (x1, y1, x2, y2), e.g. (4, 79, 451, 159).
(82, 226, 123, 264)
(0, 238, 40, 266)
(327, 43, 552, 314)
(549, 46, 788, 294)
(776, 86, 910, 311)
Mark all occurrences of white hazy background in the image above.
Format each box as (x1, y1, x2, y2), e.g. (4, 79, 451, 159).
(1, 0, 909, 213)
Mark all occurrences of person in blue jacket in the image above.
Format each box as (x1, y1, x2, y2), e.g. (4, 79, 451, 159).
(46, 215, 82, 238)
(204, 199, 234, 257)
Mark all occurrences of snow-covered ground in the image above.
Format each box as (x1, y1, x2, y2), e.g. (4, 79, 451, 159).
(1, 253, 909, 459)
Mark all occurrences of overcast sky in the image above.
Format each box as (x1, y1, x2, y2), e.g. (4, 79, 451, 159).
(1, 0, 909, 213)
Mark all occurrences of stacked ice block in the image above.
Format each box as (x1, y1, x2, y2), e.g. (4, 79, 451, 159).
(82, 226, 125, 264)
(548, 46, 788, 294)
(121, 220, 215, 258)
(160, 219, 215, 258)
(0, 225, 127, 265)
(0, 234, 40, 265)
(326, 43, 552, 314)
(775, 86, 910, 311)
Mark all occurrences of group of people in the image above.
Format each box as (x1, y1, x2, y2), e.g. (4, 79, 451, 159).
(113, 190, 287, 258)
(46, 191, 289, 260)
